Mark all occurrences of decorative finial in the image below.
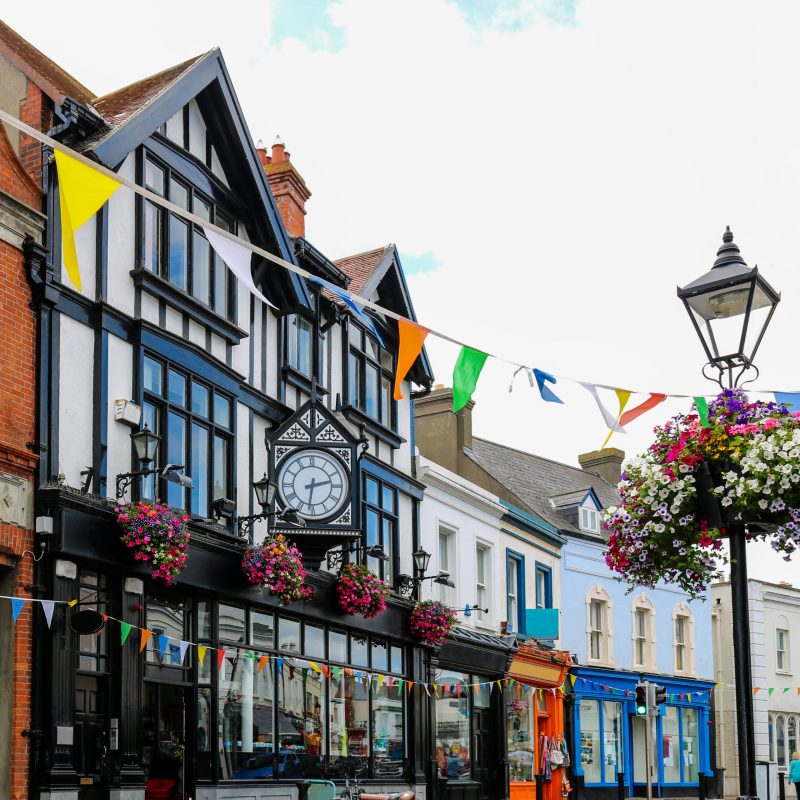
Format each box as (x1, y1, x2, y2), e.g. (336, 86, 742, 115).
(723, 226, 734, 244)
(273, 134, 284, 146)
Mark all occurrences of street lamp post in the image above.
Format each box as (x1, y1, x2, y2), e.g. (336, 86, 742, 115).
(678, 227, 781, 800)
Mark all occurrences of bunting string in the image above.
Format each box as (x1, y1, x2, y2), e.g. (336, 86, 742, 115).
(3, 108, 800, 440)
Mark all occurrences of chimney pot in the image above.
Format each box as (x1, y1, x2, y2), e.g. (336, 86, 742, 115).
(260, 137, 311, 238)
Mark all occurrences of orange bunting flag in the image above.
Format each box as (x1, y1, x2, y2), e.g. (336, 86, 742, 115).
(408, 681, 414, 695)
(754, 687, 761, 695)
(139, 629, 152, 653)
(394, 319, 429, 400)
(257, 655, 269, 674)
(619, 393, 668, 427)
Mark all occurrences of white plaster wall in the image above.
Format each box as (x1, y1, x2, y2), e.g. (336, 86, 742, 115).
(235, 403, 251, 519)
(64, 215, 96, 299)
(140, 292, 160, 325)
(251, 299, 263, 386)
(187, 99, 206, 162)
(327, 325, 343, 411)
(210, 333, 226, 362)
(164, 306, 183, 337)
(188, 320, 205, 349)
(106, 335, 135, 497)
(107, 154, 136, 314)
(165, 109, 183, 146)
(210, 146, 229, 187)
(58, 316, 94, 487)
(417, 458, 504, 635)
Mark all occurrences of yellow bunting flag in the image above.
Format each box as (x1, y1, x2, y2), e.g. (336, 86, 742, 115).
(394, 319, 430, 400)
(198, 645, 207, 667)
(68, 599, 78, 607)
(54, 150, 121, 291)
(139, 629, 152, 653)
(309, 661, 321, 674)
(570, 674, 577, 686)
(602, 389, 632, 448)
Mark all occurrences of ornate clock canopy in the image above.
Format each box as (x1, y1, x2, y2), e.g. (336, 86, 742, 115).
(267, 399, 363, 568)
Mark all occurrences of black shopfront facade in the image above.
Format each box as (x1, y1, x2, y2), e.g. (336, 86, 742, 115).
(30, 489, 518, 800)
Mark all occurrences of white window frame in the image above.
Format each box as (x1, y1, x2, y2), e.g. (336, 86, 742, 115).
(586, 585, 614, 666)
(475, 540, 492, 626)
(437, 523, 457, 605)
(631, 594, 657, 671)
(672, 602, 696, 677)
(776, 617, 791, 673)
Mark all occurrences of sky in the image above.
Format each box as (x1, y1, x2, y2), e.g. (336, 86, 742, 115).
(5, 0, 800, 583)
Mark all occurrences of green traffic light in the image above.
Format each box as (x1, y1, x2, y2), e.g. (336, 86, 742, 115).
(636, 703, 647, 715)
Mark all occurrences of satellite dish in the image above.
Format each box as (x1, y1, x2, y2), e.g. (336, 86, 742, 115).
(69, 609, 105, 635)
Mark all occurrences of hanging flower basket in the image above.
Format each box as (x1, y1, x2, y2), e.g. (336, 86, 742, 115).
(115, 500, 190, 587)
(604, 389, 800, 598)
(242, 534, 313, 604)
(410, 599, 457, 647)
(336, 563, 389, 619)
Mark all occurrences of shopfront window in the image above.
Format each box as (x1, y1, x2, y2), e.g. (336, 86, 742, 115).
(145, 595, 188, 668)
(662, 706, 681, 783)
(435, 671, 471, 779)
(200, 606, 406, 781)
(602, 702, 623, 783)
(507, 691, 536, 781)
(77, 571, 109, 672)
(579, 699, 601, 783)
(683, 707, 699, 783)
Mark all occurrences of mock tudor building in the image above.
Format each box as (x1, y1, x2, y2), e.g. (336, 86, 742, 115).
(0, 25, 551, 800)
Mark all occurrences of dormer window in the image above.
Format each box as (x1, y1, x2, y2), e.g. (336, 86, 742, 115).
(580, 506, 600, 533)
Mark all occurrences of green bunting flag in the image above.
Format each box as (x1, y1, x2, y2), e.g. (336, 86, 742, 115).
(120, 621, 132, 646)
(452, 347, 488, 412)
(694, 396, 710, 426)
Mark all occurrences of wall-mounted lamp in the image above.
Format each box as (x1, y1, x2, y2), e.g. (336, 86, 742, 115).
(326, 542, 390, 570)
(236, 474, 305, 541)
(396, 548, 457, 597)
(115, 426, 160, 499)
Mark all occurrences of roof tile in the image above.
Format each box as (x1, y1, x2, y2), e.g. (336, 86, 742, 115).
(466, 437, 619, 536)
(334, 245, 391, 295)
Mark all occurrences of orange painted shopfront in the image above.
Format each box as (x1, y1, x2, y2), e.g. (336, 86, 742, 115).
(507, 644, 572, 800)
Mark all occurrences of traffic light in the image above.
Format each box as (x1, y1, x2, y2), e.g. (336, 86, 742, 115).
(654, 684, 667, 706)
(635, 682, 648, 716)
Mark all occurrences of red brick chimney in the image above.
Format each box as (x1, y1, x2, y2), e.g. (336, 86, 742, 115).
(257, 136, 311, 238)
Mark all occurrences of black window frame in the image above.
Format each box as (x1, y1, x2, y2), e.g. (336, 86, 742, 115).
(344, 320, 396, 432)
(136, 148, 237, 321)
(361, 473, 399, 583)
(139, 350, 235, 520)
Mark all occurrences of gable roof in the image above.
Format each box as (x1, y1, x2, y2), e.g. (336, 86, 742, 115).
(466, 437, 619, 536)
(336, 243, 434, 388)
(90, 53, 209, 135)
(0, 19, 94, 106)
(335, 245, 392, 294)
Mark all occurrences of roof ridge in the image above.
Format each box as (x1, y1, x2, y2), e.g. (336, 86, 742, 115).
(471, 435, 588, 476)
(92, 50, 213, 105)
(0, 19, 95, 104)
(333, 243, 392, 263)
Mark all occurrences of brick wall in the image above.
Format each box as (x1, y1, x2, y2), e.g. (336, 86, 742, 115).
(0, 71, 44, 800)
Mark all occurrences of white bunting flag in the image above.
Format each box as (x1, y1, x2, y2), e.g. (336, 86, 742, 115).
(179, 640, 190, 664)
(581, 383, 626, 433)
(203, 226, 277, 310)
(40, 600, 55, 628)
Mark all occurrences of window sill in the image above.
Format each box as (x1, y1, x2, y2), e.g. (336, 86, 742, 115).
(281, 364, 328, 398)
(131, 267, 247, 345)
(342, 404, 404, 449)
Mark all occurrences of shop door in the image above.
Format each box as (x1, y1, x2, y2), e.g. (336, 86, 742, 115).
(473, 706, 499, 800)
(143, 683, 189, 800)
(75, 674, 108, 800)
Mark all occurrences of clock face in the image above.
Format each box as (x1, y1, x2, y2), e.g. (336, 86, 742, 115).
(276, 449, 350, 521)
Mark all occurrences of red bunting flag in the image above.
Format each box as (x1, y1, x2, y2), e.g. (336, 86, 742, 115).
(394, 319, 429, 400)
(619, 393, 668, 427)
(217, 649, 226, 671)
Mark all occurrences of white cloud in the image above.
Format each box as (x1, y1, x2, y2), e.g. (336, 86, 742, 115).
(4, 0, 800, 583)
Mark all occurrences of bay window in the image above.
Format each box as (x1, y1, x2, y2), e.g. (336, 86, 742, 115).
(363, 475, 398, 583)
(141, 353, 233, 517)
(139, 151, 235, 320)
